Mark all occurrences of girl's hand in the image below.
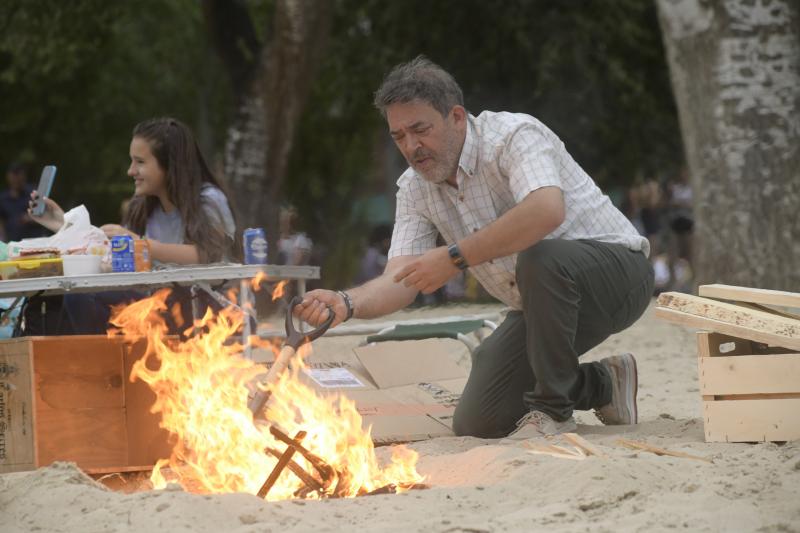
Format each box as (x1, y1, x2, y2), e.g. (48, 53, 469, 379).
(100, 224, 139, 239)
(28, 192, 65, 233)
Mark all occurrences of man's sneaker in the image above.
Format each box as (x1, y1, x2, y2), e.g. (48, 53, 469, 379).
(504, 410, 577, 440)
(594, 353, 638, 425)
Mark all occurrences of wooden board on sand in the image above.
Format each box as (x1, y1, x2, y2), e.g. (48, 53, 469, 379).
(655, 292, 800, 351)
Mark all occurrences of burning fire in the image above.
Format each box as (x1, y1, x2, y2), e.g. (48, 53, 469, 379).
(270, 280, 288, 301)
(108, 288, 422, 500)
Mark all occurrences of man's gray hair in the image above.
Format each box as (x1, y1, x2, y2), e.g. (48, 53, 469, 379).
(373, 55, 464, 118)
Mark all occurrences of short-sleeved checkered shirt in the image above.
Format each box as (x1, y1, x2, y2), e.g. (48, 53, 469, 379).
(388, 111, 649, 310)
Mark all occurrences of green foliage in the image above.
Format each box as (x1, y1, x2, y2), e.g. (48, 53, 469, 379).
(1, 0, 681, 287)
(285, 0, 682, 285)
(0, 0, 231, 225)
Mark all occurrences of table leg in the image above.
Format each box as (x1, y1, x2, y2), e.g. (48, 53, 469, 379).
(240, 279, 254, 360)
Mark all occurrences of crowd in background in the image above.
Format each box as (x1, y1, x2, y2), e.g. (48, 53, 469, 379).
(0, 163, 49, 243)
(621, 168, 694, 294)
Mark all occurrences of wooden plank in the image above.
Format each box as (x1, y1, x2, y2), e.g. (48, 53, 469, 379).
(734, 302, 800, 322)
(616, 438, 712, 462)
(698, 331, 789, 356)
(704, 399, 800, 442)
(702, 332, 754, 356)
(35, 404, 128, 468)
(699, 284, 800, 310)
(123, 340, 172, 467)
(657, 293, 800, 343)
(561, 433, 608, 458)
(699, 353, 800, 395)
(82, 464, 156, 475)
(696, 333, 715, 401)
(714, 393, 800, 400)
(32, 337, 126, 409)
(654, 307, 800, 351)
(33, 337, 128, 470)
(0, 346, 35, 473)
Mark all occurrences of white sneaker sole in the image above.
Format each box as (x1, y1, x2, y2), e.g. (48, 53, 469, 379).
(620, 353, 638, 424)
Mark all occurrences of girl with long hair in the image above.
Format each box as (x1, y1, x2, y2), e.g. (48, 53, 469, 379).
(28, 117, 239, 333)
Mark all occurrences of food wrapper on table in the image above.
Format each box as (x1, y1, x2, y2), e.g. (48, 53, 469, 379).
(1, 206, 111, 279)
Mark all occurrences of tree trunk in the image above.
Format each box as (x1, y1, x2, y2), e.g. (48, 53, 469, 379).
(656, 0, 800, 291)
(260, 0, 331, 250)
(208, 0, 330, 253)
(223, 51, 270, 233)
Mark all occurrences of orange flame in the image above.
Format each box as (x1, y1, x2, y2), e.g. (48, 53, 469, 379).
(271, 280, 288, 302)
(109, 289, 422, 500)
(250, 270, 268, 291)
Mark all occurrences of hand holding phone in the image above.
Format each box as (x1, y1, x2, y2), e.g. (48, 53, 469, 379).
(31, 165, 57, 217)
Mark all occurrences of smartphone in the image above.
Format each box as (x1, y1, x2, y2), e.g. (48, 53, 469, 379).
(31, 165, 57, 217)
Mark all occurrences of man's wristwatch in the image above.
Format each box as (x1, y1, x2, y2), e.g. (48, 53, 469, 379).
(336, 290, 354, 322)
(447, 243, 469, 271)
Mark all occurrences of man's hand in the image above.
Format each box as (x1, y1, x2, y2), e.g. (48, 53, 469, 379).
(294, 289, 348, 328)
(393, 246, 459, 294)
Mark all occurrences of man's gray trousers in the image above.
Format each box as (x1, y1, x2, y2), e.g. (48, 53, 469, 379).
(452, 239, 654, 437)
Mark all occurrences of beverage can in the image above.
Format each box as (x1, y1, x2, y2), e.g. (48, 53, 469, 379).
(111, 235, 135, 272)
(243, 227, 268, 264)
(134, 239, 152, 272)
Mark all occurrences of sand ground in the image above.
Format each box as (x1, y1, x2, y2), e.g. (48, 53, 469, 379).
(1, 300, 799, 532)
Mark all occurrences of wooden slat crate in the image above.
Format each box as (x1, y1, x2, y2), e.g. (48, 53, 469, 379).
(697, 331, 800, 442)
(0, 335, 170, 474)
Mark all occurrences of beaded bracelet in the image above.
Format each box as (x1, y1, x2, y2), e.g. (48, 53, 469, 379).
(336, 290, 354, 321)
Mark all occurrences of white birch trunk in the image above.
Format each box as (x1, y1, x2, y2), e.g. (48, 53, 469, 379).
(222, 0, 329, 249)
(656, 0, 800, 291)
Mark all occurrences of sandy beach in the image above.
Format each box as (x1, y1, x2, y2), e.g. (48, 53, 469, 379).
(1, 300, 799, 533)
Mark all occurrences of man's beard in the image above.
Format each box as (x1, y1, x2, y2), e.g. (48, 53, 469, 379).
(412, 137, 460, 184)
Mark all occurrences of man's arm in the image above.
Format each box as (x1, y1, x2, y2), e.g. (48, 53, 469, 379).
(394, 186, 565, 293)
(459, 186, 564, 266)
(295, 255, 419, 327)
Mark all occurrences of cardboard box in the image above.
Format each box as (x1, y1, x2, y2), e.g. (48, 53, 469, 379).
(298, 338, 468, 444)
(0, 336, 171, 474)
(697, 331, 800, 442)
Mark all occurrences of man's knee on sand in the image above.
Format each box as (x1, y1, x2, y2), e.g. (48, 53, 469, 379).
(452, 405, 508, 438)
(452, 380, 517, 438)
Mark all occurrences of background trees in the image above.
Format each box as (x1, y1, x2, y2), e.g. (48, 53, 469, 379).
(2, 1, 689, 286)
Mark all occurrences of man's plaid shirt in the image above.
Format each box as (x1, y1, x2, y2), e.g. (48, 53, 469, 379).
(389, 111, 649, 309)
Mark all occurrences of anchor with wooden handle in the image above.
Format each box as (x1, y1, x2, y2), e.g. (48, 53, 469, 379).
(248, 296, 334, 418)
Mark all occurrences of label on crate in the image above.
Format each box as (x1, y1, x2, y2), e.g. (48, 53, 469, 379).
(304, 367, 365, 389)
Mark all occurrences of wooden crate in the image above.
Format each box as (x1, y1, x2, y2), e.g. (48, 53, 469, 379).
(698, 331, 800, 442)
(0, 335, 171, 474)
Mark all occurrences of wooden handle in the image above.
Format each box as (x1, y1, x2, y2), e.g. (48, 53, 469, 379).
(265, 344, 297, 385)
(248, 345, 297, 416)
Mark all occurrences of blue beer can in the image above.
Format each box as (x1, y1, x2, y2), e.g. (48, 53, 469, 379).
(111, 235, 135, 272)
(243, 227, 268, 264)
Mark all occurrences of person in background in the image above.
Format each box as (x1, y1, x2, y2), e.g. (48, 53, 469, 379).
(0, 162, 48, 242)
(277, 205, 313, 266)
(666, 167, 694, 290)
(620, 183, 644, 237)
(637, 176, 663, 259)
(28, 117, 239, 334)
(356, 224, 392, 285)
